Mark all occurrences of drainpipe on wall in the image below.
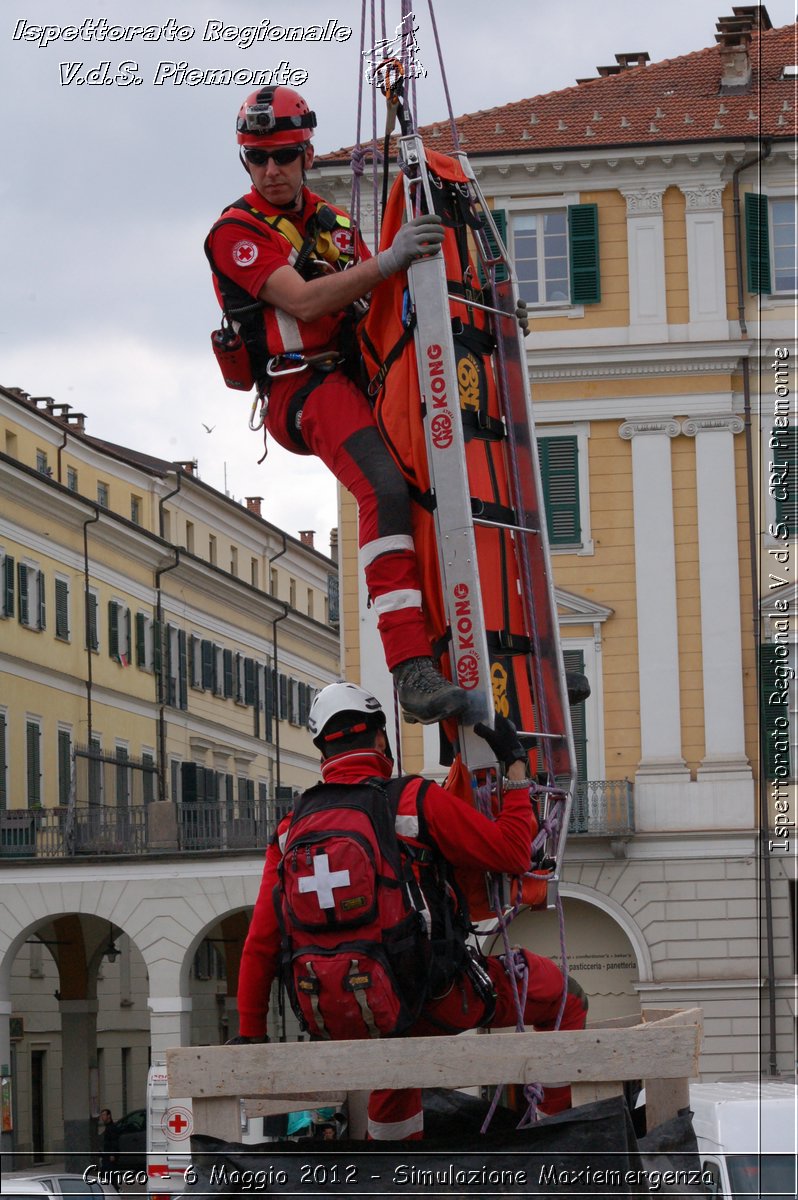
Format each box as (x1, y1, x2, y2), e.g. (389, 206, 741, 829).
(268, 533, 288, 796)
(154, 468, 184, 804)
(732, 138, 779, 1076)
(82, 508, 101, 745)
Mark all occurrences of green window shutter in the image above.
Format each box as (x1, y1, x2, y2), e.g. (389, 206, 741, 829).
(223, 649, 234, 698)
(772, 425, 798, 539)
(178, 629, 188, 711)
(115, 745, 129, 806)
(18, 564, 29, 626)
(88, 736, 102, 805)
(181, 762, 199, 804)
(759, 644, 790, 781)
(538, 435, 581, 545)
(562, 649, 588, 785)
(26, 720, 41, 807)
(2, 555, 14, 618)
(55, 579, 69, 640)
(264, 667, 275, 742)
(479, 208, 509, 284)
(152, 619, 162, 677)
(189, 635, 199, 687)
(0, 711, 7, 809)
(37, 570, 46, 631)
(108, 601, 119, 661)
(568, 204, 601, 304)
(135, 613, 147, 667)
(165, 625, 176, 707)
(745, 193, 771, 293)
(57, 729, 72, 806)
(200, 639, 213, 690)
(87, 593, 99, 651)
(244, 658, 256, 706)
(212, 645, 223, 696)
(279, 673, 288, 720)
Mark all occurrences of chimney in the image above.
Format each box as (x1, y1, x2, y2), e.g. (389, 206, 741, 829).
(615, 52, 650, 69)
(65, 412, 86, 432)
(174, 459, 197, 475)
(245, 496, 263, 517)
(716, 24, 753, 89)
(299, 530, 315, 549)
(329, 527, 339, 564)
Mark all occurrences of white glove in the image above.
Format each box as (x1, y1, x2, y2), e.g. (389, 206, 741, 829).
(377, 214, 445, 278)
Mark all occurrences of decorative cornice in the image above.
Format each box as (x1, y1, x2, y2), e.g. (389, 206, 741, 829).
(679, 182, 724, 211)
(619, 418, 681, 440)
(620, 186, 666, 213)
(681, 415, 745, 436)
(529, 356, 741, 382)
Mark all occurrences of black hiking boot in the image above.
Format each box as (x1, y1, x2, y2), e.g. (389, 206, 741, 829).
(391, 657, 471, 725)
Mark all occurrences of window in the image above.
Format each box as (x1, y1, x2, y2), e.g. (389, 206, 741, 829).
(66, 466, 78, 492)
(18, 563, 45, 630)
(499, 202, 600, 308)
(108, 600, 131, 666)
(209, 535, 217, 566)
(230, 546, 238, 576)
(115, 743, 130, 807)
(130, 495, 141, 525)
(97, 481, 109, 508)
(250, 557, 259, 587)
(185, 521, 195, 553)
(54, 577, 70, 641)
(746, 193, 797, 294)
(307, 588, 314, 619)
(57, 727, 72, 806)
(36, 449, 49, 475)
(26, 719, 42, 808)
(289, 577, 297, 608)
(88, 735, 103, 805)
(562, 650, 588, 784)
(142, 749, 156, 804)
(270, 567, 278, 596)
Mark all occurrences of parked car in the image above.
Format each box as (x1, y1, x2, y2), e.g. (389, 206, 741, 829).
(1, 1177, 115, 1198)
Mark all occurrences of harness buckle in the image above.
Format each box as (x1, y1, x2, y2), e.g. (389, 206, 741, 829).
(267, 354, 309, 378)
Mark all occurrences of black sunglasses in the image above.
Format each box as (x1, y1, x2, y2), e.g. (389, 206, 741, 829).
(243, 144, 306, 167)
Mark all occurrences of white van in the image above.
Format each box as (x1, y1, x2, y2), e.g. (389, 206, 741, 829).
(689, 1079, 797, 1199)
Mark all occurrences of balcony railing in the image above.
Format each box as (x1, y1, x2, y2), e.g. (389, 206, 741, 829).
(0, 797, 293, 859)
(568, 779, 634, 836)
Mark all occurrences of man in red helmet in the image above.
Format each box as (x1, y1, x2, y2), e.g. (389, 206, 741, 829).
(207, 86, 472, 726)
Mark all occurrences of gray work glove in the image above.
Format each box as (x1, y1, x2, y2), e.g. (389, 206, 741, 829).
(474, 714, 528, 771)
(515, 297, 530, 336)
(377, 213, 445, 278)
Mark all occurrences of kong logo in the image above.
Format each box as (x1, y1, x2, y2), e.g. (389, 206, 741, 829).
(453, 583, 479, 689)
(426, 343, 450, 410)
(490, 662, 510, 717)
(457, 352, 481, 411)
(431, 411, 453, 449)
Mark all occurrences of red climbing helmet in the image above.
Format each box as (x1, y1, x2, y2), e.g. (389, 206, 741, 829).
(236, 86, 317, 147)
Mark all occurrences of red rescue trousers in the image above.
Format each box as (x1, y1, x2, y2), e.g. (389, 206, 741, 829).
(367, 951, 588, 1141)
(267, 370, 430, 670)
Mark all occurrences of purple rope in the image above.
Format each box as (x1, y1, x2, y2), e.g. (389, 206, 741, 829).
(427, 0, 460, 150)
(349, 0, 369, 227)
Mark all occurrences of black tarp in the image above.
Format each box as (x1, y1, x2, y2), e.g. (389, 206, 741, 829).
(183, 1093, 707, 1196)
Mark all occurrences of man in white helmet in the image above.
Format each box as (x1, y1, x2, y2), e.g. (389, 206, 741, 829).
(234, 682, 588, 1141)
(207, 86, 472, 725)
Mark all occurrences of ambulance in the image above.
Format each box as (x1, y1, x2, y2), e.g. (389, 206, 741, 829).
(689, 1079, 796, 1199)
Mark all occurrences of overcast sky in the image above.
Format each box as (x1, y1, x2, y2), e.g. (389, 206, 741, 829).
(2, 0, 795, 556)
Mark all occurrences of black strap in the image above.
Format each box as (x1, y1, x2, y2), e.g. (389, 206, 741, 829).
(283, 370, 330, 451)
(470, 497, 518, 525)
(363, 311, 417, 398)
(461, 408, 505, 442)
(486, 630, 532, 656)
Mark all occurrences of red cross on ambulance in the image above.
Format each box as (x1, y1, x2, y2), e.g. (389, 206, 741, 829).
(298, 853, 350, 909)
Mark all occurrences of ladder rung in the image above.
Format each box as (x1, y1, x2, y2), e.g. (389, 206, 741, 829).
(517, 730, 566, 741)
(447, 292, 509, 320)
(473, 516, 540, 535)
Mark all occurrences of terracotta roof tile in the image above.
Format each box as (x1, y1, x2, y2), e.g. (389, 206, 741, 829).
(319, 22, 797, 163)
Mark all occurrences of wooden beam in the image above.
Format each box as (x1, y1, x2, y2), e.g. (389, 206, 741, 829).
(167, 1011, 702, 1100)
(243, 1093, 345, 1118)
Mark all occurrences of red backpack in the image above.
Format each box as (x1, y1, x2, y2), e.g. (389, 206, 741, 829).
(275, 778, 436, 1040)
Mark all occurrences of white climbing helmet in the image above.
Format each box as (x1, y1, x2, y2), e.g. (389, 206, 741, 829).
(307, 681, 385, 748)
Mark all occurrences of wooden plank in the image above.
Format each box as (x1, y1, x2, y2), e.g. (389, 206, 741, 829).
(644, 1076, 691, 1130)
(243, 1093, 345, 1118)
(194, 1096, 239, 1142)
(167, 1018, 701, 1100)
(571, 1081, 624, 1107)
